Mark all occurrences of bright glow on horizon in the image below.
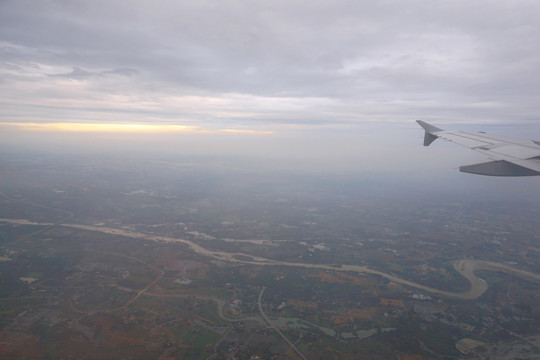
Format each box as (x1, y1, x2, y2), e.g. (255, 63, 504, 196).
(0, 122, 276, 135)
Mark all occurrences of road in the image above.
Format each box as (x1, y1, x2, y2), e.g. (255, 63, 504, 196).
(258, 287, 307, 360)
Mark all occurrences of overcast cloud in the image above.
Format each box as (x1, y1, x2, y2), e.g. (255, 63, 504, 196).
(2, 0, 540, 132)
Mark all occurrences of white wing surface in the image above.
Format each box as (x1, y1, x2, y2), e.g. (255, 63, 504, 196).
(417, 120, 540, 176)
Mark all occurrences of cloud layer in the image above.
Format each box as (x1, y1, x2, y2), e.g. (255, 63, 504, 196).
(2, 0, 540, 131)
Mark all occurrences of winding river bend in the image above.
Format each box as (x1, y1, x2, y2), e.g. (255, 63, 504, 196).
(2, 218, 540, 300)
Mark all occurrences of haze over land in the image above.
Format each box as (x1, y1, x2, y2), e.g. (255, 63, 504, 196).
(1, 1, 540, 359)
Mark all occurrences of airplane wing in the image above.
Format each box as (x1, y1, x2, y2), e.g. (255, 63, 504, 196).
(417, 120, 540, 176)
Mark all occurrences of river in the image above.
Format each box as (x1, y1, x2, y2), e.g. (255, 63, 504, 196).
(2, 218, 539, 300)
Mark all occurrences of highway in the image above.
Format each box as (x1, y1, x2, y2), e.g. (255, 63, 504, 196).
(258, 287, 307, 360)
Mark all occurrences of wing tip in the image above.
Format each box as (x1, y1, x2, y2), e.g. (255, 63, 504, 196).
(416, 120, 443, 133)
(417, 120, 443, 146)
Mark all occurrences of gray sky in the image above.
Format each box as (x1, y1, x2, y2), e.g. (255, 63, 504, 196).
(2, 0, 540, 131)
(1, 0, 540, 187)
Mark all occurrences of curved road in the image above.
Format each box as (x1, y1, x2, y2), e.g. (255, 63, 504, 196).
(258, 287, 307, 360)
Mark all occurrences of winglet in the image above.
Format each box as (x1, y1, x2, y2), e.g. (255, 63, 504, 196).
(416, 120, 443, 146)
